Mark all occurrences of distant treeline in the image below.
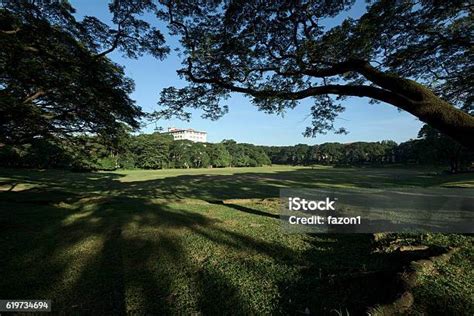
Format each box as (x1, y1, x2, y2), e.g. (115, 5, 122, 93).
(0, 125, 472, 172)
(261, 125, 473, 172)
(262, 141, 396, 166)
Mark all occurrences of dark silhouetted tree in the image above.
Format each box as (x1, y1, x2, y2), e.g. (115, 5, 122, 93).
(0, 1, 168, 144)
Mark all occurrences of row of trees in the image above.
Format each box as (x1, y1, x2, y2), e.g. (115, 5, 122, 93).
(261, 126, 473, 172)
(1, 124, 471, 172)
(0, 133, 271, 170)
(262, 141, 397, 166)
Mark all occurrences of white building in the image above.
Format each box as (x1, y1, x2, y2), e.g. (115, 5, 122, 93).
(167, 127, 207, 143)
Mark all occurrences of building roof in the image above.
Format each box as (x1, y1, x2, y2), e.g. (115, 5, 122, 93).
(167, 127, 207, 134)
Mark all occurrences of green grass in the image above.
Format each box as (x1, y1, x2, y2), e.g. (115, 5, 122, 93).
(0, 166, 472, 314)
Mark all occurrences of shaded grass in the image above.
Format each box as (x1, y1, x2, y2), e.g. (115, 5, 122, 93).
(0, 166, 473, 314)
(409, 234, 474, 315)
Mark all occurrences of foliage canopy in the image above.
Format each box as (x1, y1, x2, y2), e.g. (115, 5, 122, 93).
(0, 0, 168, 144)
(157, 0, 474, 148)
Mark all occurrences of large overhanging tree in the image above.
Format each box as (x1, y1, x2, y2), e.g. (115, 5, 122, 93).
(157, 0, 474, 149)
(0, 0, 168, 145)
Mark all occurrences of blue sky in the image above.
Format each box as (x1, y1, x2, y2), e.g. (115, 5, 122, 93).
(71, 1, 422, 145)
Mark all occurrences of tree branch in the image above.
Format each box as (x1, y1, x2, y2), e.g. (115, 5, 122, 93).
(95, 24, 123, 58)
(184, 62, 410, 108)
(253, 59, 361, 78)
(1, 28, 21, 34)
(23, 89, 46, 103)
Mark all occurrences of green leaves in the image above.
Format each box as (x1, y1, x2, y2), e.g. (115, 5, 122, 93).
(158, 1, 473, 146)
(0, 1, 168, 145)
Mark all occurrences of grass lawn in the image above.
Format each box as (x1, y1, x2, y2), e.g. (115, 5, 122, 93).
(0, 165, 473, 314)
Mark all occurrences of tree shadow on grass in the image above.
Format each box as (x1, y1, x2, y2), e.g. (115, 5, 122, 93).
(207, 200, 279, 219)
(279, 233, 454, 315)
(3, 166, 470, 200)
(112, 167, 474, 201)
(1, 168, 471, 314)
(0, 168, 125, 193)
(0, 188, 278, 314)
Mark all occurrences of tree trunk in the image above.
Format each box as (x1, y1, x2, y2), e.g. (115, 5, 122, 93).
(400, 91, 474, 150)
(357, 62, 474, 149)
